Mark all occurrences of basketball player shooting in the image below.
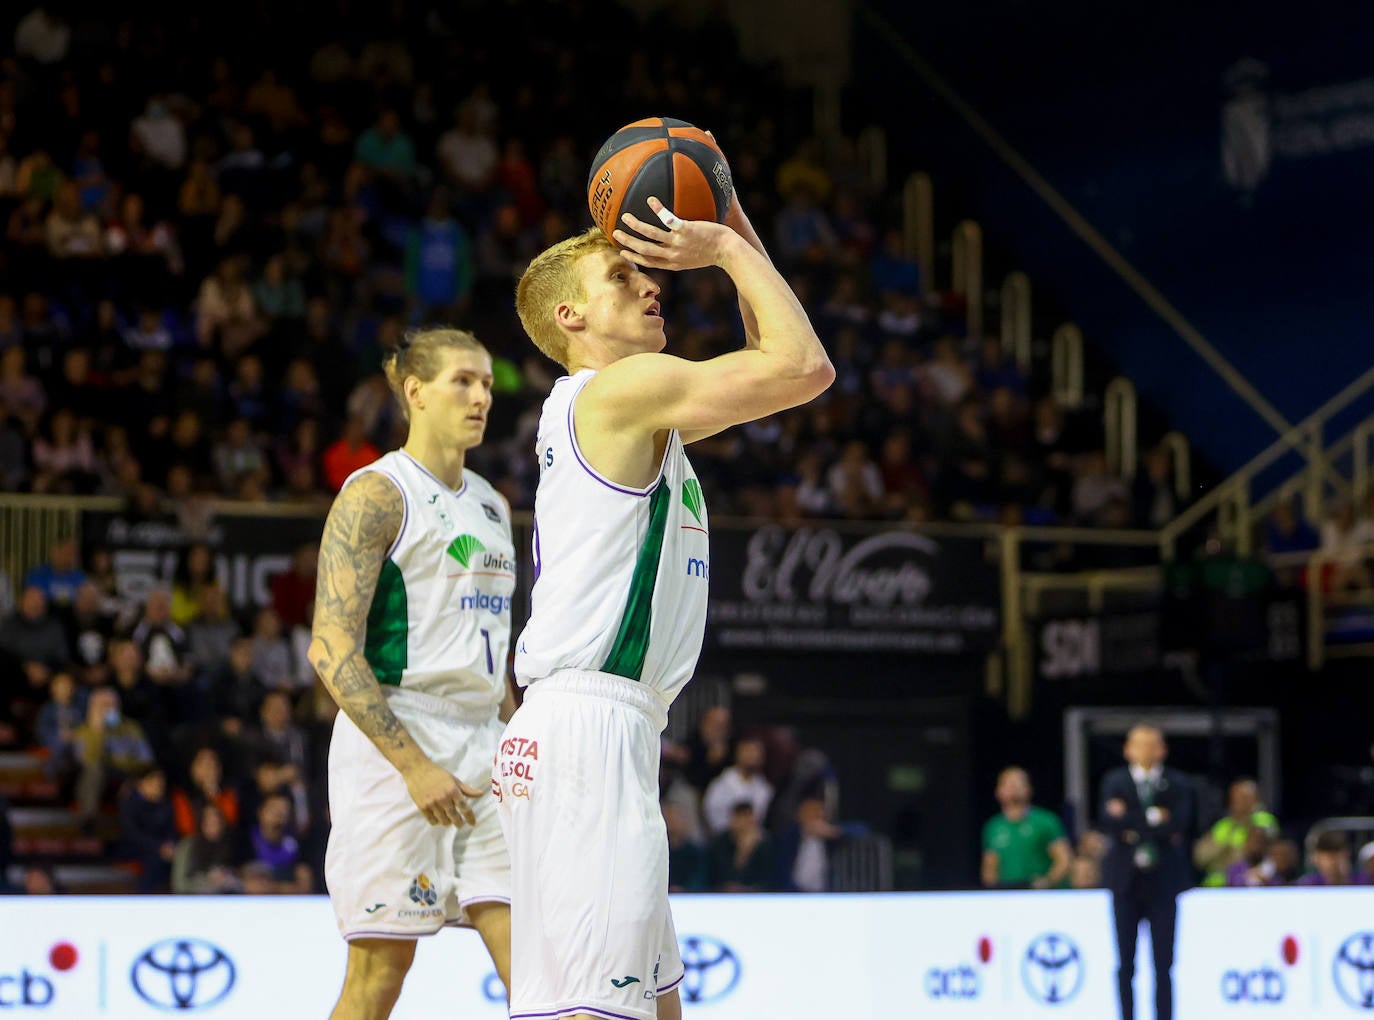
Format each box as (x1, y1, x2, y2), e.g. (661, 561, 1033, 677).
(308, 329, 517, 1020)
(494, 155, 833, 1020)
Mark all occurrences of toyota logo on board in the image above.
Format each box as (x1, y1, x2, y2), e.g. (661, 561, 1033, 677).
(131, 938, 236, 1011)
(1022, 932, 1084, 1005)
(1334, 932, 1374, 1011)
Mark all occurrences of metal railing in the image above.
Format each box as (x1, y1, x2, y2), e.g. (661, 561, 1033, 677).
(1160, 363, 1374, 558)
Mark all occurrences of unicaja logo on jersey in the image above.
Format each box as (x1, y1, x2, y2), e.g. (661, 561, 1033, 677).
(446, 534, 516, 575)
(682, 479, 705, 525)
(447, 534, 486, 567)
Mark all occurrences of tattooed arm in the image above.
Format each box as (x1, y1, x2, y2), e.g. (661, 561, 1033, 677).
(307, 472, 481, 827)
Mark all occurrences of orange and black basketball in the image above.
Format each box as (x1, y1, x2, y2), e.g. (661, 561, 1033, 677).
(587, 117, 733, 243)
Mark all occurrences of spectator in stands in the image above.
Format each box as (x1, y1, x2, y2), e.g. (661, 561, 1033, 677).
(868, 226, 921, 299)
(31, 407, 100, 495)
(322, 413, 382, 492)
(186, 582, 240, 680)
(171, 803, 243, 894)
(405, 187, 473, 325)
(981, 766, 1072, 889)
(1298, 830, 1354, 886)
(1192, 777, 1278, 887)
(240, 753, 310, 842)
(775, 796, 851, 893)
(212, 417, 269, 497)
(170, 745, 240, 839)
(826, 438, 885, 519)
(937, 396, 994, 512)
(248, 606, 296, 691)
(703, 737, 774, 835)
(195, 255, 264, 360)
(35, 670, 84, 788)
(270, 542, 317, 633)
(0, 346, 46, 437)
(0, 586, 72, 723)
(975, 335, 1026, 399)
(1262, 497, 1320, 588)
(1224, 827, 1281, 887)
(1070, 852, 1102, 889)
(22, 538, 86, 608)
(169, 542, 216, 627)
(246, 791, 313, 893)
(20, 864, 65, 895)
(1265, 839, 1303, 885)
(241, 690, 310, 782)
(105, 638, 171, 761)
(118, 763, 178, 892)
(683, 705, 734, 793)
(72, 685, 154, 832)
(1357, 841, 1374, 885)
(127, 585, 193, 690)
(1132, 444, 1179, 529)
(664, 800, 710, 894)
(709, 801, 775, 893)
(1320, 499, 1374, 591)
(45, 180, 102, 259)
(207, 635, 267, 731)
(348, 107, 412, 211)
(1029, 396, 1075, 516)
(1071, 450, 1130, 527)
(0, 399, 30, 492)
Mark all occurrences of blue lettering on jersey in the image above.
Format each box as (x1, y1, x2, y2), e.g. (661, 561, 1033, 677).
(460, 589, 513, 616)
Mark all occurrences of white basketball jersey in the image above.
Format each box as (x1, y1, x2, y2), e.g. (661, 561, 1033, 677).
(344, 450, 515, 711)
(514, 370, 710, 704)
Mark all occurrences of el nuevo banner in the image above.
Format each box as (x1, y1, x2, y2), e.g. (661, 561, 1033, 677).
(706, 524, 1000, 656)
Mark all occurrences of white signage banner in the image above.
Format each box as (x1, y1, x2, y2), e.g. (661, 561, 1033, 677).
(4, 889, 1369, 1017)
(1176, 887, 1374, 1018)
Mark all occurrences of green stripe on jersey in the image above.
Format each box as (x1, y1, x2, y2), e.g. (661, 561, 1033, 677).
(602, 480, 671, 681)
(365, 558, 409, 686)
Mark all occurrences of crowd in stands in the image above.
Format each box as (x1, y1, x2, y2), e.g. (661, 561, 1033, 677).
(0, 2, 1187, 532)
(0, 535, 331, 893)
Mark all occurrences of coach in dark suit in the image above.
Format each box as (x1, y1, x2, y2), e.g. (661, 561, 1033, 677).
(1099, 724, 1196, 1020)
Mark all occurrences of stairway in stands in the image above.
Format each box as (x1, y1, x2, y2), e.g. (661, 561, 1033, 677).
(1, 749, 140, 894)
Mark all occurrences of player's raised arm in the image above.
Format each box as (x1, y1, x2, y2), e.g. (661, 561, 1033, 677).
(307, 471, 477, 827)
(588, 196, 833, 436)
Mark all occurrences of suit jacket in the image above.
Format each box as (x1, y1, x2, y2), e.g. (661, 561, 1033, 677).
(1098, 765, 1197, 897)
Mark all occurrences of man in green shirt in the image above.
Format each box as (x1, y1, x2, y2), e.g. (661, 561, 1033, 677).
(981, 767, 1072, 889)
(1192, 778, 1278, 886)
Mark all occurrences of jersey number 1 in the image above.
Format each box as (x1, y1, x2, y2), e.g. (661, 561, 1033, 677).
(480, 628, 494, 675)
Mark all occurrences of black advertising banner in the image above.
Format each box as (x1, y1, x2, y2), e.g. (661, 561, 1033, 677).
(82, 509, 327, 612)
(706, 524, 1000, 656)
(1036, 594, 1304, 681)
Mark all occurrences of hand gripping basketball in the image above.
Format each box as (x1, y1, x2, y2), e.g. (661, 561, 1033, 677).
(613, 196, 731, 273)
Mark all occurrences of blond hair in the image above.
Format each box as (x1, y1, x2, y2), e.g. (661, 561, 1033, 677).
(515, 227, 616, 369)
(381, 327, 489, 421)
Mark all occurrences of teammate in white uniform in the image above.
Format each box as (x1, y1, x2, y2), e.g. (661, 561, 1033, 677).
(308, 328, 516, 1020)
(495, 170, 833, 1020)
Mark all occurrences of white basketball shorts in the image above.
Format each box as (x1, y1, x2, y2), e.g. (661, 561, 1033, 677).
(494, 669, 685, 1020)
(326, 686, 511, 941)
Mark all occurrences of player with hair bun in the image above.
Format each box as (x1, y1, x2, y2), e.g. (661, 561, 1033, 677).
(308, 327, 517, 1019)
